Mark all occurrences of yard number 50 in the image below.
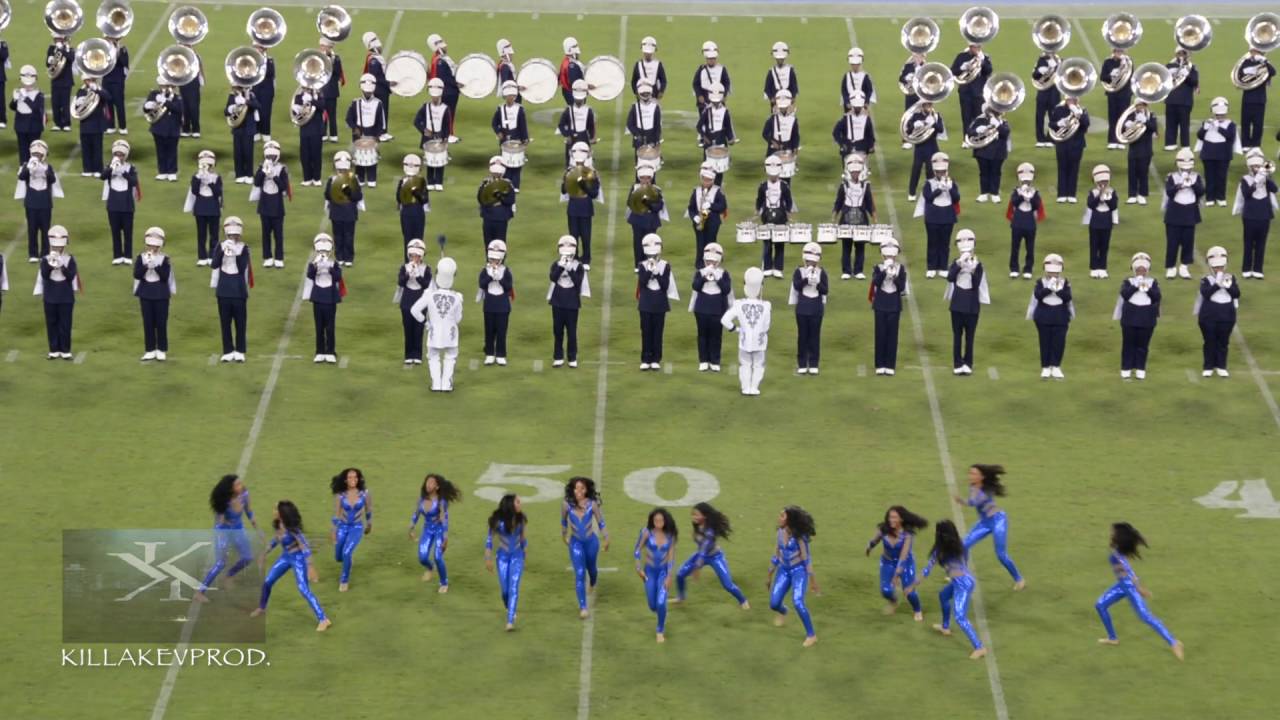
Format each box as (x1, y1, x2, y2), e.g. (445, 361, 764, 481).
(474, 463, 720, 507)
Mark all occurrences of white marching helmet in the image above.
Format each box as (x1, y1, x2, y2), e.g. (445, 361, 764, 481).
(743, 266, 765, 299)
(955, 228, 976, 253)
(849, 91, 867, 109)
(771, 41, 790, 59)
(49, 225, 69, 247)
(436, 257, 457, 290)
(1207, 245, 1229, 268)
(571, 79, 588, 101)
(571, 141, 592, 163)
(774, 89, 793, 109)
(487, 239, 508, 261)
(1044, 253, 1065, 273)
(931, 152, 950, 171)
(197, 149, 215, 166)
(358, 73, 376, 93)
(403, 153, 422, 175)
(765, 154, 784, 174)
(334, 150, 353, 170)
(428, 77, 445, 98)
(223, 216, 244, 236)
(313, 233, 334, 253)
(426, 34, 443, 52)
(488, 156, 506, 174)
(19, 65, 37, 86)
(844, 154, 867, 178)
(406, 239, 426, 257)
(263, 141, 281, 158)
(501, 80, 519, 97)
(699, 162, 717, 180)
(636, 163, 656, 179)
(880, 238, 901, 258)
(29, 139, 49, 157)
(707, 82, 725, 103)
(1210, 96, 1229, 114)
(702, 40, 719, 59)
(362, 32, 381, 51)
(636, 80, 653, 96)
(1016, 162, 1035, 181)
(563, 37, 580, 56)
(703, 242, 724, 264)
(642, 233, 663, 256)
(1245, 148, 1266, 168)
(1131, 252, 1152, 271)
(1092, 164, 1111, 182)
(848, 47, 864, 64)
(497, 39, 514, 58)
(641, 36, 658, 53)
(1175, 147, 1196, 170)
(558, 235, 578, 257)
(144, 227, 166, 247)
(802, 241, 822, 263)
(112, 139, 131, 157)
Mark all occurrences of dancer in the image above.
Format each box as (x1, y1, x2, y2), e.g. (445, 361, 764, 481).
(252, 500, 330, 631)
(634, 507, 677, 643)
(410, 473, 459, 593)
(562, 476, 609, 618)
(1095, 522, 1185, 660)
(673, 503, 748, 609)
(768, 506, 817, 647)
(865, 506, 927, 620)
(330, 468, 372, 592)
(485, 494, 528, 631)
(195, 474, 259, 603)
(954, 464, 1024, 589)
(908, 520, 985, 659)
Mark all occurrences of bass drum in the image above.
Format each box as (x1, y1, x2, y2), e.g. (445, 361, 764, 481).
(456, 53, 498, 99)
(584, 55, 626, 101)
(516, 58, 559, 104)
(385, 50, 429, 97)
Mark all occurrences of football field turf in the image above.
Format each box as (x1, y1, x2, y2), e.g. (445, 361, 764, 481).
(3, 2, 1280, 718)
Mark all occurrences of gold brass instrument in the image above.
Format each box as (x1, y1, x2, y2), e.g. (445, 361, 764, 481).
(291, 49, 332, 126)
(1233, 13, 1280, 91)
(1171, 15, 1212, 90)
(398, 174, 428, 205)
(168, 6, 208, 45)
(96, 0, 131, 39)
(225, 46, 266, 128)
(1048, 58, 1096, 143)
(0, 1, 11, 33)
(327, 170, 357, 205)
(1101, 13, 1142, 92)
(898, 17, 940, 94)
(967, 72, 1023, 148)
(627, 184, 661, 214)
(900, 62, 953, 144)
(479, 177, 515, 207)
(694, 189, 714, 232)
(246, 7, 286, 48)
(144, 86, 176, 124)
(316, 5, 351, 43)
(565, 164, 599, 199)
(45, 0, 84, 78)
(956, 6, 999, 85)
(157, 45, 200, 87)
(70, 37, 116, 120)
(1030, 15, 1070, 91)
(1116, 62, 1172, 145)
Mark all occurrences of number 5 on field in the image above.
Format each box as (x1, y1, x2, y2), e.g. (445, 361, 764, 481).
(474, 464, 571, 503)
(472, 463, 722, 506)
(1194, 480, 1280, 519)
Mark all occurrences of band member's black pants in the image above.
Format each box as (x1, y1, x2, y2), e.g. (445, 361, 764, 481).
(925, 222, 953, 271)
(552, 307, 579, 362)
(401, 209, 425, 252)
(693, 223, 719, 269)
(179, 83, 199, 135)
(1127, 155, 1151, 197)
(875, 310, 901, 370)
(1164, 224, 1196, 268)
(483, 310, 509, 358)
(1121, 324, 1153, 371)
(977, 157, 1003, 196)
(26, 207, 51, 258)
(218, 297, 248, 354)
(313, 302, 336, 355)
(260, 215, 285, 261)
(323, 96, 338, 138)
(1202, 158, 1229, 203)
(140, 297, 170, 352)
(1242, 219, 1270, 274)
(951, 311, 978, 368)
(153, 134, 179, 175)
(196, 215, 219, 261)
(426, 166, 444, 186)
(795, 313, 822, 369)
(332, 220, 355, 263)
(109, 210, 134, 260)
(639, 310, 665, 364)
(44, 301, 73, 353)
(1199, 319, 1233, 370)
(761, 240, 786, 273)
(355, 164, 378, 184)
(568, 216, 592, 265)
(51, 85, 71, 128)
(842, 239, 868, 276)
(300, 135, 323, 182)
(1089, 228, 1112, 270)
(232, 133, 254, 178)
(401, 305, 425, 361)
(1035, 322, 1068, 367)
(482, 219, 509, 243)
(1010, 227, 1036, 274)
(1240, 103, 1266, 148)
(695, 312, 723, 365)
(1055, 144, 1082, 198)
(80, 132, 103, 174)
(1164, 105, 1191, 147)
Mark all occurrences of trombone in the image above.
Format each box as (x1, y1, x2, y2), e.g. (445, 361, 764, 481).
(316, 5, 351, 43)
(956, 6, 999, 85)
(898, 17, 939, 95)
(1101, 13, 1142, 92)
(168, 6, 208, 46)
(1030, 15, 1070, 91)
(1232, 13, 1280, 91)
(1047, 57, 1096, 143)
(1115, 62, 1172, 145)
(900, 62, 954, 145)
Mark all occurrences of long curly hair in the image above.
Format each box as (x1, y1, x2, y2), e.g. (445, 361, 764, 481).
(421, 473, 461, 503)
(1111, 522, 1149, 559)
(488, 494, 526, 532)
(646, 508, 678, 542)
(929, 520, 966, 565)
(783, 506, 817, 540)
(209, 474, 240, 515)
(971, 464, 1008, 496)
(275, 500, 304, 533)
(330, 467, 366, 494)
(693, 502, 732, 539)
(878, 505, 929, 536)
(564, 476, 601, 506)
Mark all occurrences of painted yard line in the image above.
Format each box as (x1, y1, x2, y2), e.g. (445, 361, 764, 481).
(469, 358, 479, 370)
(987, 365, 1000, 380)
(5, 350, 17, 362)
(850, 18, 1010, 720)
(533, 359, 544, 372)
(577, 16, 627, 720)
(386, 10, 405, 52)
(208, 353, 218, 366)
(1186, 368, 1201, 384)
(856, 363, 867, 377)
(72, 351, 86, 364)
(663, 361, 673, 374)
(338, 355, 349, 368)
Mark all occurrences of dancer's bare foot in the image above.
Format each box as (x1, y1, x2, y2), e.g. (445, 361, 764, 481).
(422, 571, 433, 582)
(579, 609, 589, 619)
(1013, 579, 1026, 591)
(932, 624, 952, 636)
(338, 582, 349, 592)
(913, 611, 924, 622)
(1171, 641, 1185, 661)
(505, 622, 514, 632)
(1097, 638, 1119, 646)
(774, 615, 785, 627)
(437, 585, 449, 594)
(969, 647, 987, 660)
(316, 619, 332, 632)
(802, 636, 818, 648)
(656, 633, 665, 643)
(193, 592, 210, 604)
(883, 601, 899, 615)
(249, 608, 265, 618)
(740, 601, 750, 610)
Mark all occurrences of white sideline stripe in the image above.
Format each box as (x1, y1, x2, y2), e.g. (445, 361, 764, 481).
(850, 18, 1010, 720)
(5, 350, 17, 362)
(577, 16, 626, 720)
(386, 10, 405, 52)
(151, 212, 327, 720)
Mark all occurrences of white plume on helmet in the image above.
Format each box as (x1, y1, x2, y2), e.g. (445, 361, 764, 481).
(743, 267, 765, 299)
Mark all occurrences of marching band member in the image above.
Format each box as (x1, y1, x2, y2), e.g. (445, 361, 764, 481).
(319, 37, 344, 142)
(904, 100, 946, 199)
(492, 81, 528, 190)
(1235, 149, 1276, 278)
(693, 41, 730, 112)
(144, 80, 183, 181)
(626, 164, 666, 270)
(864, 506, 927, 621)
(762, 89, 799, 162)
(211, 216, 252, 363)
(1031, 47, 1061, 148)
(324, 151, 364, 267)
(410, 256, 462, 392)
(194, 475, 258, 604)
(914, 151, 959, 278)
(478, 239, 514, 367)
(411, 473, 459, 593)
(1194, 246, 1240, 378)
(251, 140, 292, 268)
(1006, 162, 1043, 279)
(1162, 148, 1205, 279)
(952, 43, 991, 140)
(251, 500, 331, 631)
(0, 36, 9, 128)
(415, 77, 452, 191)
(10, 66, 46, 163)
(1027, 253, 1073, 379)
(1101, 47, 1131, 149)
(361, 32, 393, 140)
(225, 87, 260, 183)
(557, 80, 596, 167)
(1123, 100, 1157, 204)
(757, 155, 794, 278)
(348, 73, 388, 186)
(631, 36, 666, 98)
(832, 91, 875, 161)
(626, 81, 662, 166)
(1095, 523, 1184, 660)
(478, 156, 515, 243)
(16, 140, 61, 261)
(562, 477, 608, 617)
(34, 226, 79, 359)
(1114, 252, 1161, 380)
(944, 230, 989, 375)
(690, 242, 731, 372)
(46, 35, 74, 131)
(74, 77, 110, 176)
(673, 503, 748, 608)
(637, 233, 678, 370)
(329, 468, 371, 591)
(395, 239, 431, 365)
(907, 520, 984, 658)
(958, 464, 1024, 589)
(696, 82, 735, 184)
(840, 47, 876, 109)
(426, 35, 460, 121)
(292, 84, 325, 185)
(763, 41, 799, 103)
(485, 494, 528, 631)
(1194, 97, 1242, 207)
(304, 234, 345, 363)
(0, 251, 7, 315)
(720, 267, 771, 395)
(249, 40, 277, 142)
(688, 163, 727, 268)
(133, 227, 176, 362)
(768, 506, 818, 648)
(496, 39, 520, 103)
(790, 241, 828, 375)
(561, 142, 600, 269)
(177, 39, 202, 138)
(1083, 165, 1118, 278)
(870, 239, 908, 376)
(1164, 49, 1198, 150)
(635, 508, 678, 643)
(396, 155, 430, 253)
(102, 140, 141, 266)
(833, 153, 876, 280)
(559, 37, 586, 107)
(549, 235, 588, 368)
(185, 150, 223, 266)
(1049, 95, 1088, 202)
(969, 103, 1010, 202)
(1238, 48, 1275, 149)
(899, 53, 925, 113)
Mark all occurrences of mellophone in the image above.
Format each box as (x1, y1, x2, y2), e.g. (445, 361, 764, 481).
(736, 222, 896, 246)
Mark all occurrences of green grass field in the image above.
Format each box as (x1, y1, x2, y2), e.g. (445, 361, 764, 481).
(4, 2, 1280, 718)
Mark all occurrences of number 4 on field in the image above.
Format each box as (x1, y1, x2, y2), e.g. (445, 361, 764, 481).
(1194, 480, 1280, 519)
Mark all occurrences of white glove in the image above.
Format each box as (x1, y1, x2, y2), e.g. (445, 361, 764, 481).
(144, 101, 156, 110)
(912, 120, 924, 130)
(302, 92, 313, 103)
(10, 89, 18, 101)
(1220, 274, 1233, 289)
(235, 95, 247, 106)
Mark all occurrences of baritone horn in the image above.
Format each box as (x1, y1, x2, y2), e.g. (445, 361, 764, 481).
(1030, 15, 1070, 91)
(157, 44, 200, 86)
(168, 6, 208, 45)
(1115, 62, 1172, 144)
(900, 62, 953, 145)
(1233, 13, 1280, 91)
(316, 5, 351, 43)
(246, 7, 286, 48)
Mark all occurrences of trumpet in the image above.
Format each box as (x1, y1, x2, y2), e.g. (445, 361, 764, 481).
(47, 252, 62, 269)
(1232, 13, 1280, 91)
(1101, 13, 1143, 92)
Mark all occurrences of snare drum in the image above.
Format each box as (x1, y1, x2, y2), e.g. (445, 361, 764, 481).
(352, 137, 380, 167)
(423, 139, 450, 168)
(704, 145, 731, 173)
(836, 224, 855, 239)
(636, 143, 663, 171)
(755, 224, 774, 242)
(456, 53, 498, 99)
(735, 221, 757, 244)
(870, 224, 896, 246)
(775, 149, 798, 179)
(584, 55, 626, 101)
(516, 58, 559, 104)
(385, 51, 429, 97)
(788, 223, 813, 245)
(500, 140, 528, 168)
(854, 225, 875, 244)
(817, 223, 839, 244)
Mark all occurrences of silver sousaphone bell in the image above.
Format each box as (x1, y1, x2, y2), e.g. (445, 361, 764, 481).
(168, 6, 208, 46)
(1029, 15, 1070, 91)
(967, 72, 1024, 148)
(1115, 63, 1173, 145)
(956, 6, 999, 85)
(247, 7, 286, 48)
(225, 46, 267, 128)
(156, 45, 201, 86)
(291, 49, 333, 126)
(70, 37, 116, 120)
(316, 5, 351, 43)
(1048, 58, 1097, 143)
(1233, 13, 1280, 91)
(899, 62, 954, 144)
(96, 0, 131, 39)
(897, 17, 940, 94)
